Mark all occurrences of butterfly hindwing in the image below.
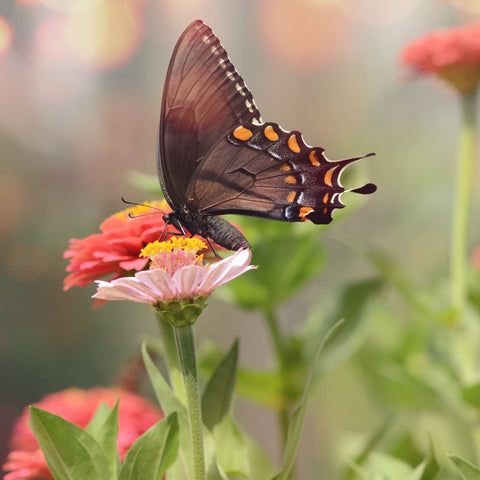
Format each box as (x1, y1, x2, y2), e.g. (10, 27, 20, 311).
(186, 122, 375, 224)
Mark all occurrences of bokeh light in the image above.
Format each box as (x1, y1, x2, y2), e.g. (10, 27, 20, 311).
(33, 15, 78, 68)
(38, 0, 103, 14)
(158, 0, 210, 14)
(67, 0, 143, 70)
(30, 1, 142, 69)
(0, 16, 13, 57)
(338, 0, 421, 26)
(257, 0, 352, 70)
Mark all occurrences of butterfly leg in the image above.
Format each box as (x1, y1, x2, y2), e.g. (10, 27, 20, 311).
(206, 238, 220, 257)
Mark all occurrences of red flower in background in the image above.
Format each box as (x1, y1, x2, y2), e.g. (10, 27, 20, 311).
(63, 201, 171, 290)
(3, 387, 163, 480)
(400, 23, 480, 93)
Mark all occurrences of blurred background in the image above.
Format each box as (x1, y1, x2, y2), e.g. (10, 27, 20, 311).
(1, 0, 480, 478)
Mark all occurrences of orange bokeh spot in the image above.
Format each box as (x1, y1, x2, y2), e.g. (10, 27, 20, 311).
(257, 0, 352, 70)
(67, 0, 142, 70)
(32, 1, 141, 69)
(0, 16, 13, 57)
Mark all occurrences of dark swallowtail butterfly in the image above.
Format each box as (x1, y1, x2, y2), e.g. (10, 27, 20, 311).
(158, 20, 376, 251)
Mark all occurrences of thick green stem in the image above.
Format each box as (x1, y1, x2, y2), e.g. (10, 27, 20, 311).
(156, 313, 187, 403)
(450, 91, 477, 321)
(173, 324, 206, 480)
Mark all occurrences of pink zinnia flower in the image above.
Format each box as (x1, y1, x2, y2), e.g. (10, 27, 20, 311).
(93, 238, 255, 307)
(3, 387, 163, 480)
(400, 23, 480, 93)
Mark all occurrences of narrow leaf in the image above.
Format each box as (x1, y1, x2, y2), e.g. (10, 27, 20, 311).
(406, 459, 426, 480)
(29, 407, 112, 480)
(119, 412, 179, 480)
(270, 320, 344, 480)
(202, 339, 239, 429)
(449, 453, 480, 479)
(86, 401, 120, 478)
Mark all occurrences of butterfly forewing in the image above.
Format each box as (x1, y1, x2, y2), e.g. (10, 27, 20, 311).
(158, 20, 262, 210)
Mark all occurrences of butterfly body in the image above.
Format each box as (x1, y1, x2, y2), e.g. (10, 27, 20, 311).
(157, 20, 376, 250)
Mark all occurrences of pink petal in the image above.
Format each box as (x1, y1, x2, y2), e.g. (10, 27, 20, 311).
(93, 278, 156, 304)
(172, 266, 207, 298)
(199, 249, 255, 293)
(136, 269, 177, 301)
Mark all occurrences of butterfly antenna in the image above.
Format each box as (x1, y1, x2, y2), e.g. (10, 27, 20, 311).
(121, 197, 166, 218)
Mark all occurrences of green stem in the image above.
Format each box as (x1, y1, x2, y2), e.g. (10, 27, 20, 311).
(156, 313, 187, 403)
(450, 91, 477, 321)
(173, 324, 206, 480)
(265, 308, 292, 462)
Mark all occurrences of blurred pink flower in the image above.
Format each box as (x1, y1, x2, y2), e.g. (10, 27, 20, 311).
(93, 238, 255, 306)
(400, 23, 480, 93)
(3, 387, 163, 480)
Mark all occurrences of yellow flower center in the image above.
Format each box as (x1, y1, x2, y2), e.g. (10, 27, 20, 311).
(140, 238, 207, 273)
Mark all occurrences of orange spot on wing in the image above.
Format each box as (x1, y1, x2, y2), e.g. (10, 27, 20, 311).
(323, 207, 328, 215)
(285, 175, 297, 184)
(309, 150, 320, 166)
(287, 191, 296, 203)
(323, 193, 329, 204)
(264, 125, 279, 141)
(324, 167, 336, 187)
(299, 206, 314, 221)
(279, 163, 291, 171)
(288, 134, 301, 153)
(233, 126, 253, 141)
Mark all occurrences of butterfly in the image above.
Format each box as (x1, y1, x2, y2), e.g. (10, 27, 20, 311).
(158, 20, 376, 252)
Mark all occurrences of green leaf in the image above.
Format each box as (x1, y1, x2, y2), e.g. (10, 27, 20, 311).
(29, 407, 113, 480)
(307, 278, 383, 375)
(243, 433, 276, 480)
(341, 417, 392, 480)
(205, 452, 229, 480)
(461, 383, 480, 408)
(221, 218, 325, 309)
(213, 415, 250, 478)
(86, 401, 120, 478)
(449, 453, 480, 479)
(198, 343, 284, 409)
(366, 251, 436, 318)
(201, 339, 238, 430)
(353, 452, 424, 480)
(270, 321, 343, 480)
(141, 342, 193, 480)
(269, 388, 308, 480)
(119, 412, 179, 480)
